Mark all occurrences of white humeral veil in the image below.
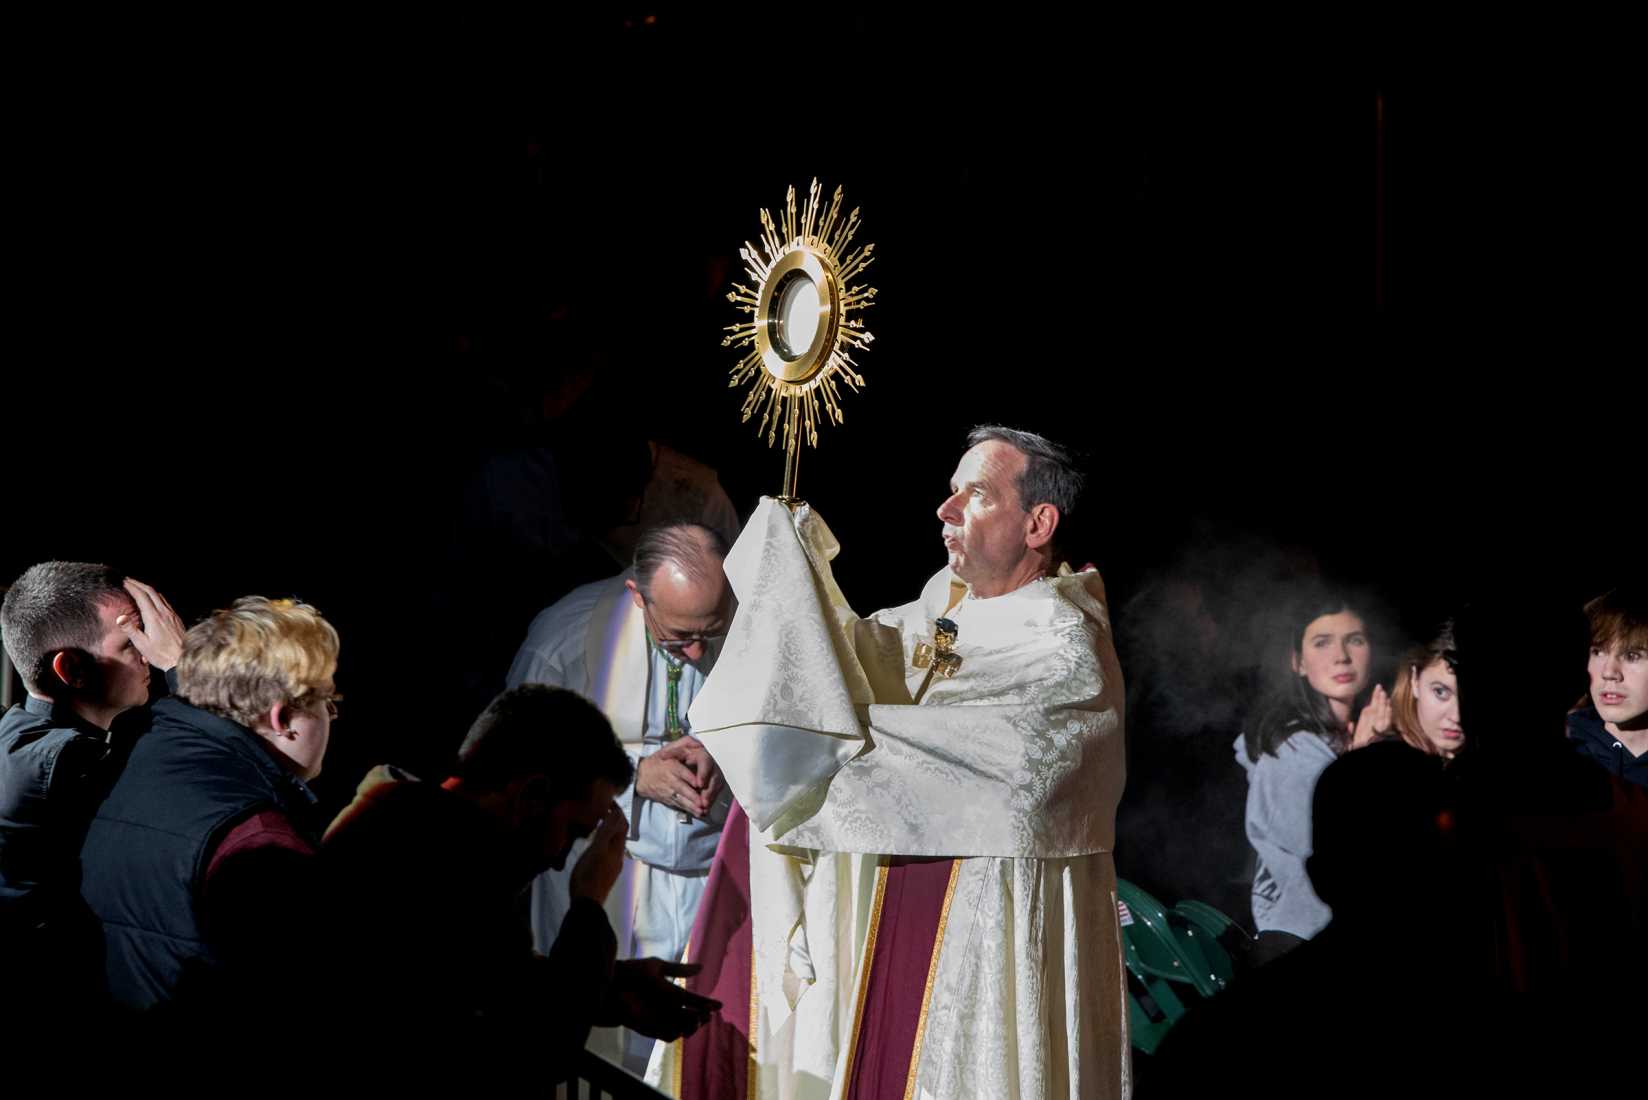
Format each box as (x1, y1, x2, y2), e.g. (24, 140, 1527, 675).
(648, 497, 1131, 1099)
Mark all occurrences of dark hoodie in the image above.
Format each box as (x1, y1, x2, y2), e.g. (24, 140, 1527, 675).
(1567, 704, 1648, 790)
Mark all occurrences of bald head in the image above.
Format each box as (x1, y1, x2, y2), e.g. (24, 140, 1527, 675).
(632, 524, 728, 601)
(626, 524, 733, 665)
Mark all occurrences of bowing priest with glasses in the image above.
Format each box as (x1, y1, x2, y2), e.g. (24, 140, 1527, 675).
(507, 521, 734, 1073)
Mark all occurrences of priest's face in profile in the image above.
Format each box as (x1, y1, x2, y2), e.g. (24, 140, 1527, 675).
(938, 439, 1041, 598)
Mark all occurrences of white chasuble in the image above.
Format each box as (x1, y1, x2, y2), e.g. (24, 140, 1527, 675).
(650, 497, 1130, 1100)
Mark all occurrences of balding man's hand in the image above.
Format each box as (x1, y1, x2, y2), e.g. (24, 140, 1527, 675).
(636, 738, 721, 818)
(676, 736, 725, 807)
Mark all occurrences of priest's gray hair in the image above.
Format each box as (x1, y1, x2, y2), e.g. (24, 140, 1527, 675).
(632, 523, 731, 601)
(966, 424, 1086, 529)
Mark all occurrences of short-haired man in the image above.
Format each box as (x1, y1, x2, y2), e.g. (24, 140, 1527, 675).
(315, 685, 719, 1073)
(655, 425, 1130, 1098)
(1, 562, 184, 1000)
(506, 522, 733, 1072)
(1567, 585, 1648, 789)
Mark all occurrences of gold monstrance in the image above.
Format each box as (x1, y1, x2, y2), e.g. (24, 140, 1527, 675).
(723, 179, 877, 504)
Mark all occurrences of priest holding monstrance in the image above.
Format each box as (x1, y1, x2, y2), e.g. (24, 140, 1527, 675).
(648, 183, 1129, 1099)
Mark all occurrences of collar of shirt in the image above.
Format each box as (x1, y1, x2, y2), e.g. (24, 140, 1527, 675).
(22, 693, 106, 739)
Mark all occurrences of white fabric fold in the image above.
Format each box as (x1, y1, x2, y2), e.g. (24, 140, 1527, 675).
(693, 497, 1125, 857)
(689, 498, 872, 834)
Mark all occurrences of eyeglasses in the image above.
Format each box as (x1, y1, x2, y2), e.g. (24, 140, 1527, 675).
(310, 693, 342, 721)
(641, 604, 727, 657)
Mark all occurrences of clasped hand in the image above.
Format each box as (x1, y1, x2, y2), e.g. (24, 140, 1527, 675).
(635, 737, 723, 819)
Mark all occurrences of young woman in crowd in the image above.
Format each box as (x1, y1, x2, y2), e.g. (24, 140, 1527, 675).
(1236, 587, 1387, 963)
(1389, 622, 1465, 760)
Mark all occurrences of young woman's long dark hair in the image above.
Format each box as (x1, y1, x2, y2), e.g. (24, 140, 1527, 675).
(1243, 586, 1378, 763)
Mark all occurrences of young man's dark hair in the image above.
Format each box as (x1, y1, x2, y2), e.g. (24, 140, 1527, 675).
(455, 683, 634, 797)
(1583, 584, 1648, 654)
(2, 561, 127, 695)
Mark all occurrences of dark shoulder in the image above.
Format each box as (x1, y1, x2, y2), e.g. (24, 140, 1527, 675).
(1, 704, 107, 790)
(106, 700, 298, 822)
(325, 775, 462, 850)
(131, 699, 263, 772)
(1565, 703, 1607, 744)
(322, 780, 508, 909)
(144, 696, 215, 734)
(1, 703, 97, 753)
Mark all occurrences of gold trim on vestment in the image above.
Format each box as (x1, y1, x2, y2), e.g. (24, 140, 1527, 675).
(841, 862, 892, 1088)
(902, 860, 962, 1100)
(672, 934, 691, 1099)
(749, 928, 759, 1100)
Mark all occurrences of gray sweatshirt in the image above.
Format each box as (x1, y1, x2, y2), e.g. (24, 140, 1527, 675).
(1234, 729, 1337, 939)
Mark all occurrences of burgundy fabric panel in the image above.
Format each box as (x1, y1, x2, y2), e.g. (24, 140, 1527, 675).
(678, 800, 754, 1100)
(204, 808, 314, 884)
(845, 857, 958, 1100)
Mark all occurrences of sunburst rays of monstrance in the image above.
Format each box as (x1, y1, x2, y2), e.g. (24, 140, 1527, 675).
(723, 179, 877, 505)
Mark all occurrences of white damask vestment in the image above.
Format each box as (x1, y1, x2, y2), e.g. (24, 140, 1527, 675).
(649, 498, 1130, 1099)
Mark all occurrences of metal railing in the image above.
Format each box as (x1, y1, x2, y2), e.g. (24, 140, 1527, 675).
(554, 1050, 670, 1100)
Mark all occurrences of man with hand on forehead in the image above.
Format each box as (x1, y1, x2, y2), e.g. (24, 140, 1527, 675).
(1, 562, 185, 1001)
(507, 522, 735, 1073)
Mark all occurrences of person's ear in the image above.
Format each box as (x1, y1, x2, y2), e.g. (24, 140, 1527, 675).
(268, 702, 296, 738)
(625, 579, 645, 610)
(1023, 503, 1060, 551)
(49, 650, 85, 691)
(1290, 651, 1302, 676)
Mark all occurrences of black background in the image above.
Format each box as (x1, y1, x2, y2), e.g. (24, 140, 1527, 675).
(5, 13, 1639, 899)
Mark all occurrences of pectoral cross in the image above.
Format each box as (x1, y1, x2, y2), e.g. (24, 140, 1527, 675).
(912, 616, 962, 679)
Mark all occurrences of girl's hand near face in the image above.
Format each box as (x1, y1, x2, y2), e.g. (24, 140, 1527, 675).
(1350, 683, 1392, 750)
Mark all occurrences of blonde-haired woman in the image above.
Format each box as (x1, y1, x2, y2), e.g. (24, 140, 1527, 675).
(1389, 624, 1465, 761)
(79, 596, 342, 1011)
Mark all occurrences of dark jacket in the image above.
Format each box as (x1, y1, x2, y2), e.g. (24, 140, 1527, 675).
(1567, 703, 1648, 789)
(1, 668, 176, 922)
(0, 694, 120, 1011)
(1, 696, 113, 916)
(316, 766, 617, 1066)
(78, 696, 321, 1010)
